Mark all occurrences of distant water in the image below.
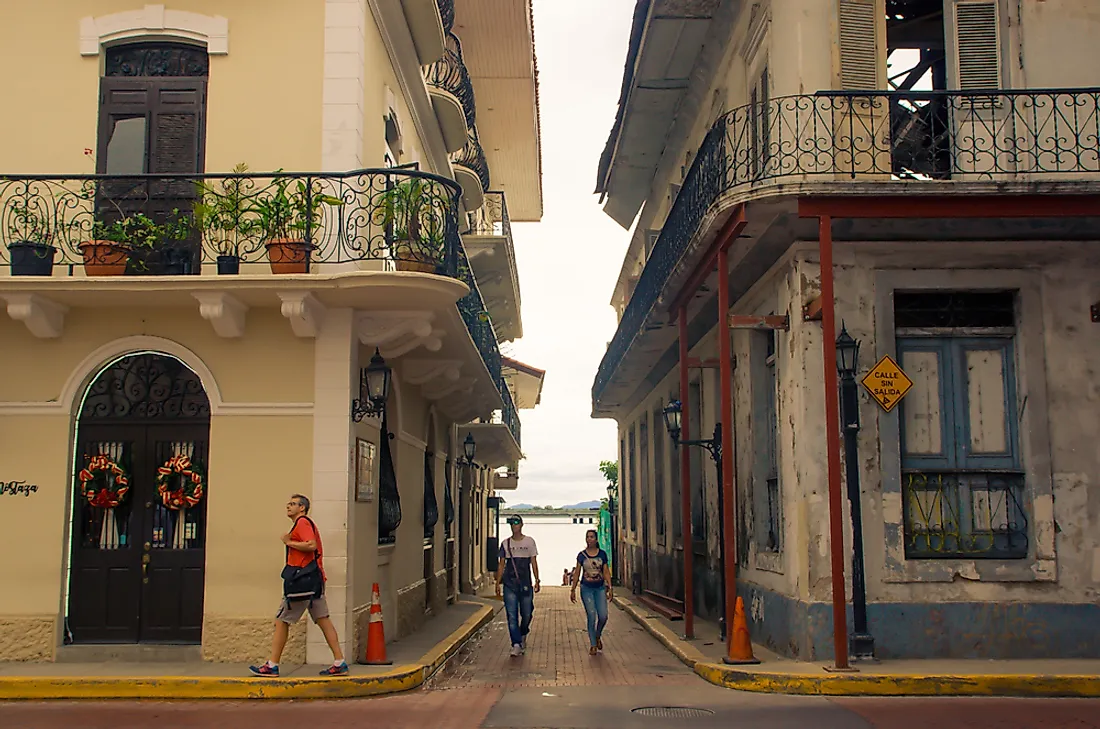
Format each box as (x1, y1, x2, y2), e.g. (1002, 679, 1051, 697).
(498, 514, 598, 585)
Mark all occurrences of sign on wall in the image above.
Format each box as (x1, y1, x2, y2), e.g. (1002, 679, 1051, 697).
(860, 355, 913, 413)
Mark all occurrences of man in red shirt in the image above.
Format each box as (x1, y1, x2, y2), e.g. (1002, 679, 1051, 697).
(249, 494, 348, 676)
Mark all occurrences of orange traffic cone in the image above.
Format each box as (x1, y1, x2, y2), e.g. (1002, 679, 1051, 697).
(723, 596, 760, 665)
(360, 583, 392, 665)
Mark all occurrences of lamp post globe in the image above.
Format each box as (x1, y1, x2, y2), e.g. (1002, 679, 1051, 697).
(836, 325, 860, 378)
(364, 348, 391, 411)
(462, 433, 477, 463)
(662, 400, 683, 442)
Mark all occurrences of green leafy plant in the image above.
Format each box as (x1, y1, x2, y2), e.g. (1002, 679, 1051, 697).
(194, 163, 262, 257)
(599, 460, 619, 490)
(371, 178, 447, 260)
(6, 199, 53, 247)
(254, 174, 343, 243)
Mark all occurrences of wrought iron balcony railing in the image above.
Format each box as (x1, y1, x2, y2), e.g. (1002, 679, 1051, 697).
(0, 168, 463, 275)
(437, 0, 455, 34)
(467, 191, 519, 297)
(497, 376, 521, 448)
(453, 126, 491, 192)
(593, 88, 1100, 403)
(455, 243, 503, 388)
(425, 33, 476, 131)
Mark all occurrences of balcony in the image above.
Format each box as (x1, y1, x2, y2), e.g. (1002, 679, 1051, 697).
(0, 168, 507, 413)
(458, 373, 521, 469)
(452, 126, 491, 211)
(425, 33, 476, 154)
(593, 88, 1100, 407)
(401, 0, 447, 65)
(463, 191, 521, 341)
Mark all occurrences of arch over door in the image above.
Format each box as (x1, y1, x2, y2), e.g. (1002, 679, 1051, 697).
(68, 353, 211, 644)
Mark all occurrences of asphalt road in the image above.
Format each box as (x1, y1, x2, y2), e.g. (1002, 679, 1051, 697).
(3, 590, 1096, 728)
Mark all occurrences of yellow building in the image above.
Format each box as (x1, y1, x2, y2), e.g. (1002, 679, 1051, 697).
(0, 0, 543, 665)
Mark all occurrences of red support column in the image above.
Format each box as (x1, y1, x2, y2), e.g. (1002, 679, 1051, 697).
(716, 246, 737, 653)
(678, 306, 694, 639)
(818, 215, 850, 670)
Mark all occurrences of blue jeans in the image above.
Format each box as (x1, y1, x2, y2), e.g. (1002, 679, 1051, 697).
(502, 584, 534, 646)
(579, 583, 609, 647)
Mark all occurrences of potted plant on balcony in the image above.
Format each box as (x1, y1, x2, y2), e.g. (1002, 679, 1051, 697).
(255, 175, 343, 274)
(372, 178, 448, 273)
(112, 211, 193, 276)
(79, 216, 134, 277)
(194, 163, 259, 275)
(5, 200, 57, 276)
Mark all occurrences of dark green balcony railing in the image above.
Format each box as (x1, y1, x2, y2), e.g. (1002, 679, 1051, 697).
(425, 33, 476, 131)
(437, 0, 455, 34)
(593, 88, 1100, 404)
(453, 126, 491, 192)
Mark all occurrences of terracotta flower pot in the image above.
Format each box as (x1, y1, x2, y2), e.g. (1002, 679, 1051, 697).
(78, 240, 129, 276)
(264, 239, 311, 274)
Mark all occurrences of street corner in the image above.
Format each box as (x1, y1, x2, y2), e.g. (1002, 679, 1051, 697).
(693, 662, 1100, 699)
(0, 603, 496, 701)
(612, 595, 707, 669)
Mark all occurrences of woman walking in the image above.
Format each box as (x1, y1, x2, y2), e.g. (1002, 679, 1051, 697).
(570, 529, 613, 656)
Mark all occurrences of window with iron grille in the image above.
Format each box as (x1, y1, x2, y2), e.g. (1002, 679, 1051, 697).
(896, 290, 1027, 560)
(653, 402, 666, 542)
(628, 426, 638, 534)
(752, 331, 782, 554)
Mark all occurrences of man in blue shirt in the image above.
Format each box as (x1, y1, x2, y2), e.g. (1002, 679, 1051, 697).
(495, 515, 540, 657)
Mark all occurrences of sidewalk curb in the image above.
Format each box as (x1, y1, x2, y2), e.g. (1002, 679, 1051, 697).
(614, 596, 1100, 698)
(0, 602, 496, 701)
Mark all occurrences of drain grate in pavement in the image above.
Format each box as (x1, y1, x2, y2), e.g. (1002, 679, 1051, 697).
(631, 707, 715, 718)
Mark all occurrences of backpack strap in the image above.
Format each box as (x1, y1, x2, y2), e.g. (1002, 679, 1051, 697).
(288, 516, 322, 564)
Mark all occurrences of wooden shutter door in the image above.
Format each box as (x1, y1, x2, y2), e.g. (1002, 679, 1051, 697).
(837, 0, 884, 91)
(949, 1, 1001, 92)
(946, 1, 1006, 175)
(835, 0, 889, 176)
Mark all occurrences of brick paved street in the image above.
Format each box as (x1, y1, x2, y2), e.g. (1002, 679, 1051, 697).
(2, 589, 1099, 728)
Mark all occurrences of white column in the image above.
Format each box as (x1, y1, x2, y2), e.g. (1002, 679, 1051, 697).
(323, 0, 367, 171)
(309, 308, 356, 664)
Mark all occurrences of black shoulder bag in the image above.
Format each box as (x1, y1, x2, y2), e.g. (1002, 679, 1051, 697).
(281, 516, 324, 602)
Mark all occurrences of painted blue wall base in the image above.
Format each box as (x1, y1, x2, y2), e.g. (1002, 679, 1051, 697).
(737, 581, 1100, 660)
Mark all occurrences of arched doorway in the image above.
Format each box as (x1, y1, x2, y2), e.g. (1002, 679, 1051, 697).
(67, 352, 211, 644)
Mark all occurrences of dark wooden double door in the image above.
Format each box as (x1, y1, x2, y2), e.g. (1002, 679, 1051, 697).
(68, 423, 208, 644)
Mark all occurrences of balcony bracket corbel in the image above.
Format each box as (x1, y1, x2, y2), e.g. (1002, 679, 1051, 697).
(193, 292, 248, 338)
(3, 294, 67, 339)
(278, 292, 326, 338)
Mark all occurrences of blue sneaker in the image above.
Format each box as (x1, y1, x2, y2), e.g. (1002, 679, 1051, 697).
(249, 663, 279, 677)
(320, 661, 349, 676)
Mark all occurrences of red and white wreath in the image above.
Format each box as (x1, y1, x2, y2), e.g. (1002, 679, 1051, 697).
(155, 454, 205, 510)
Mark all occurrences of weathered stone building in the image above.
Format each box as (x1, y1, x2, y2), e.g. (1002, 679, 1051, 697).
(593, 0, 1100, 661)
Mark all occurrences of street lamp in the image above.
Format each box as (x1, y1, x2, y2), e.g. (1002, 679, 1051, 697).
(352, 349, 392, 422)
(660, 400, 727, 642)
(458, 433, 477, 467)
(836, 324, 874, 660)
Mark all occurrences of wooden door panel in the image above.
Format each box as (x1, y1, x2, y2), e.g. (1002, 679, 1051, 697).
(68, 433, 143, 643)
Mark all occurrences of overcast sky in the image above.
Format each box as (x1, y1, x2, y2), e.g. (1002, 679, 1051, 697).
(504, 0, 635, 507)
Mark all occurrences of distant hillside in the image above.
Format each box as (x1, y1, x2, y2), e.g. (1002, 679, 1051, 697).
(511, 503, 535, 510)
(561, 500, 601, 510)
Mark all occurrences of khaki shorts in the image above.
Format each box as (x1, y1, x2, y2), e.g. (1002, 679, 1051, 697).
(276, 595, 330, 624)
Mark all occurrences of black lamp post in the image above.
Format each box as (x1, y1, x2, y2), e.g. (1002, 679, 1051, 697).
(661, 400, 727, 641)
(458, 433, 477, 467)
(352, 349, 392, 422)
(836, 325, 874, 660)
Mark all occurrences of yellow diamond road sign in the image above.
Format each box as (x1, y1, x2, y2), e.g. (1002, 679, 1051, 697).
(860, 355, 913, 413)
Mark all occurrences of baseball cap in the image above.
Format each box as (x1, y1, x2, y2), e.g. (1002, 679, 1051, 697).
(506, 515, 523, 525)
